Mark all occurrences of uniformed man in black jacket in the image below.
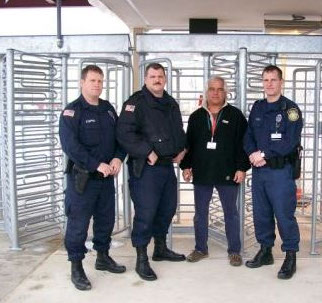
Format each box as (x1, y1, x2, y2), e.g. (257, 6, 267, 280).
(117, 63, 186, 281)
(59, 65, 126, 291)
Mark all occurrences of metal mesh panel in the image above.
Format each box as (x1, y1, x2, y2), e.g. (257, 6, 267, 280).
(2, 50, 65, 247)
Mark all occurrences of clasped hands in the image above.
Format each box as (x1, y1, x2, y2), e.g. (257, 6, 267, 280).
(249, 151, 266, 167)
(97, 158, 122, 177)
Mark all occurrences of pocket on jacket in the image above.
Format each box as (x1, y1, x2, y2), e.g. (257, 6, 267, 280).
(81, 123, 100, 146)
(150, 134, 174, 156)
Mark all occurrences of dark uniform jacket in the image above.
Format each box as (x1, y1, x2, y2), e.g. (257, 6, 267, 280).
(59, 94, 125, 172)
(244, 95, 302, 159)
(116, 85, 186, 173)
(180, 104, 250, 185)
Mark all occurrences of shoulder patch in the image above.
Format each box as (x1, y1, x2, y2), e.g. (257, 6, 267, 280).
(63, 109, 75, 117)
(125, 104, 135, 112)
(287, 108, 299, 122)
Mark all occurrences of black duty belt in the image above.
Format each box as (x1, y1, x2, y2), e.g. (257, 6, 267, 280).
(266, 155, 293, 169)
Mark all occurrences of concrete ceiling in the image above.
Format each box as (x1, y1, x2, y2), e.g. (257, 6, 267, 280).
(98, 0, 322, 32)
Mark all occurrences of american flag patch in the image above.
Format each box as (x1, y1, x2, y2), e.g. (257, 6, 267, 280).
(63, 109, 75, 117)
(125, 105, 135, 112)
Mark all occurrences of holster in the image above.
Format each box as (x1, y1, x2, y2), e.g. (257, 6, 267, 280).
(132, 158, 145, 178)
(291, 145, 303, 180)
(65, 159, 74, 174)
(72, 164, 89, 194)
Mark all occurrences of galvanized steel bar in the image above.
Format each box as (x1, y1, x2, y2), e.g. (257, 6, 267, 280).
(122, 53, 132, 236)
(238, 47, 247, 254)
(203, 53, 211, 86)
(0, 54, 4, 230)
(6, 49, 20, 250)
(137, 34, 322, 54)
(310, 61, 321, 255)
(0, 35, 131, 54)
(56, 0, 63, 48)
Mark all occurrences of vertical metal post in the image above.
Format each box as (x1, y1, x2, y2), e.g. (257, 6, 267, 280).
(123, 54, 132, 236)
(6, 49, 20, 250)
(269, 54, 277, 65)
(105, 64, 110, 101)
(139, 54, 146, 88)
(166, 61, 172, 95)
(0, 54, 4, 230)
(123, 54, 131, 101)
(61, 55, 68, 108)
(56, 0, 63, 48)
(310, 60, 321, 255)
(238, 47, 247, 254)
(203, 53, 211, 87)
(61, 54, 68, 231)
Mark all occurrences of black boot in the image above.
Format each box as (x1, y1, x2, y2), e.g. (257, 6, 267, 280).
(245, 246, 274, 268)
(278, 251, 296, 279)
(71, 260, 92, 291)
(152, 237, 186, 262)
(95, 251, 126, 273)
(136, 246, 157, 281)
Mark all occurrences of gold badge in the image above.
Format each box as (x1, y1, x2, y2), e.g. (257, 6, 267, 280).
(287, 108, 299, 122)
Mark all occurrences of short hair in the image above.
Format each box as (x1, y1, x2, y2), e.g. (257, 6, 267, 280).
(206, 76, 228, 92)
(81, 65, 104, 80)
(262, 65, 283, 80)
(144, 63, 166, 77)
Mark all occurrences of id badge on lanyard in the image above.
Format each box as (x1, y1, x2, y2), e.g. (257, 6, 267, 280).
(207, 112, 221, 150)
(271, 113, 282, 141)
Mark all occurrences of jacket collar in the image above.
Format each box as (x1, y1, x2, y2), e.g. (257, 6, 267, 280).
(142, 85, 174, 109)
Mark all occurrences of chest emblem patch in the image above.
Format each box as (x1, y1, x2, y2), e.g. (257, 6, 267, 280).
(287, 108, 299, 122)
(125, 105, 135, 112)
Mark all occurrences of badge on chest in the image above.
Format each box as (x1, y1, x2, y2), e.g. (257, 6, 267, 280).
(207, 141, 217, 149)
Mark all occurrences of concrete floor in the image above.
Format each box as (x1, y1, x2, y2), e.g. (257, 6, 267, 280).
(1, 232, 322, 303)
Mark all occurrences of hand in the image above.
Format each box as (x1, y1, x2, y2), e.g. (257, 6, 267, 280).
(173, 149, 186, 164)
(249, 151, 266, 167)
(109, 158, 122, 176)
(182, 168, 192, 182)
(147, 151, 158, 166)
(233, 170, 246, 183)
(97, 162, 112, 177)
(254, 158, 267, 167)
